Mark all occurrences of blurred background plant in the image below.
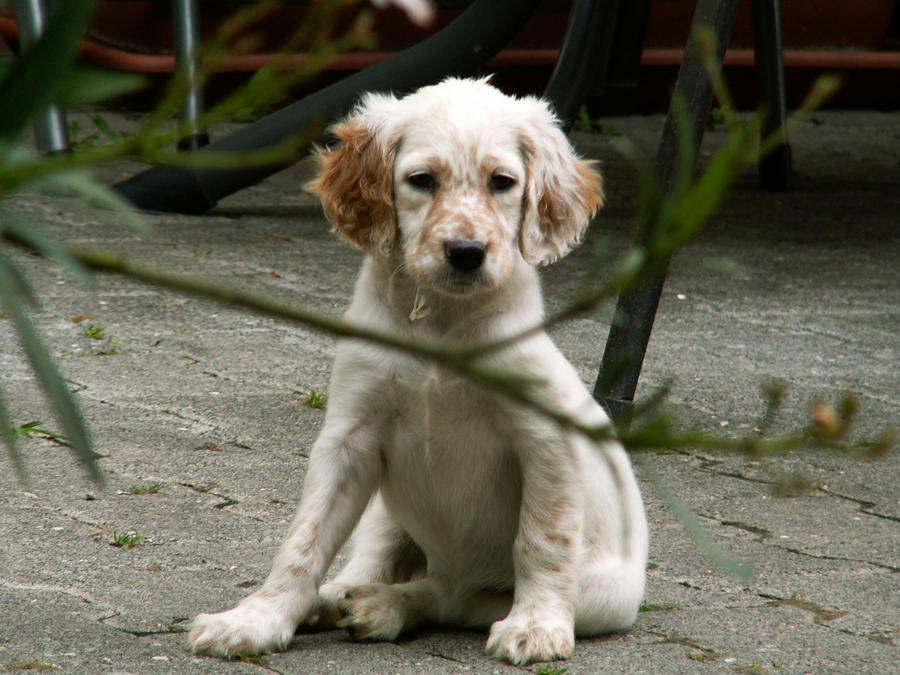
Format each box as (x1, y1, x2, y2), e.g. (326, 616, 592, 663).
(0, 0, 382, 482)
(0, 0, 893, 581)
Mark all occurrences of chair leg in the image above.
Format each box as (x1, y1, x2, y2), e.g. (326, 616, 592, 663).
(13, 0, 70, 154)
(594, 0, 740, 421)
(173, 0, 209, 152)
(543, 0, 621, 130)
(751, 0, 792, 189)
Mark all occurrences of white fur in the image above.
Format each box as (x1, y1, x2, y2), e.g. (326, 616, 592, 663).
(188, 77, 648, 665)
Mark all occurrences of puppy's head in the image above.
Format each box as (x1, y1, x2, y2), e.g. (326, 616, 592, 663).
(307, 77, 603, 295)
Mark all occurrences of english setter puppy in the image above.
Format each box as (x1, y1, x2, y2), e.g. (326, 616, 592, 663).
(188, 77, 648, 665)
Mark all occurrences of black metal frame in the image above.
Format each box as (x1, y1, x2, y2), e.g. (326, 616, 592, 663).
(113, 0, 541, 214)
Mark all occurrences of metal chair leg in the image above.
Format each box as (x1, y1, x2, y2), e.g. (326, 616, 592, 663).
(751, 0, 792, 189)
(173, 0, 209, 152)
(543, 0, 621, 129)
(594, 0, 740, 422)
(115, 0, 541, 214)
(12, 0, 70, 154)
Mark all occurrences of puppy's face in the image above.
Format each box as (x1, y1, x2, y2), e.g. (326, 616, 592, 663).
(393, 121, 525, 295)
(307, 77, 604, 296)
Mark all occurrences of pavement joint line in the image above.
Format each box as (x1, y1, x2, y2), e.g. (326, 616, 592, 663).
(689, 455, 896, 523)
(101, 618, 190, 638)
(644, 629, 722, 658)
(835, 628, 896, 646)
(421, 650, 467, 664)
(772, 545, 900, 573)
(755, 592, 849, 624)
(693, 512, 897, 570)
(818, 486, 900, 523)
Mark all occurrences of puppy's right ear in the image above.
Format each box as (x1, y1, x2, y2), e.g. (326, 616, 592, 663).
(306, 101, 398, 258)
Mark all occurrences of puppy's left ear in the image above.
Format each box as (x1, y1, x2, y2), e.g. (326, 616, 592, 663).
(519, 101, 604, 265)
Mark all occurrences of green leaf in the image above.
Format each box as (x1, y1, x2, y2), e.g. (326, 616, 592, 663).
(35, 171, 151, 233)
(3, 211, 94, 286)
(0, 251, 100, 483)
(661, 120, 759, 254)
(0, 234, 38, 306)
(56, 67, 145, 107)
(0, 0, 98, 142)
(649, 466, 756, 584)
(0, 388, 26, 482)
(669, 93, 699, 203)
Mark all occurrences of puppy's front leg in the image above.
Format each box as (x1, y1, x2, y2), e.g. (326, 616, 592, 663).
(188, 417, 382, 658)
(486, 432, 582, 665)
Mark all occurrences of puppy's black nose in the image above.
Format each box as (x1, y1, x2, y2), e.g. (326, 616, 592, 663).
(444, 239, 486, 272)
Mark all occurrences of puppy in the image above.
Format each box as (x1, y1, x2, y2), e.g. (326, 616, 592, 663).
(188, 77, 648, 665)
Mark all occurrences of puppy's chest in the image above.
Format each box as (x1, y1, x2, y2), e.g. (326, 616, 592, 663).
(379, 365, 521, 559)
(383, 365, 510, 470)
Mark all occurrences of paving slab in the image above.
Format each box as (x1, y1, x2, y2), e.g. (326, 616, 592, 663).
(1, 109, 898, 674)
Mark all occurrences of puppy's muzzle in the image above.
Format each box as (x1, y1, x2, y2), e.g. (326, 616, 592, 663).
(444, 239, 486, 273)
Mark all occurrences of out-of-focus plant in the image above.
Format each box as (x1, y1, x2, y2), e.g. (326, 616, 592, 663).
(0, 0, 403, 482)
(0, 1, 892, 579)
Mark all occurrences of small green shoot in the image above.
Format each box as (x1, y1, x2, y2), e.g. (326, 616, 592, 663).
(68, 113, 128, 151)
(81, 323, 105, 340)
(9, 420, 69, 443)
(640, 602, 683, 612)
(707, 106, 726, 130)
(303, 390, 328, 409)
(89, 112, 128, 144)
(689, 651, 716, 662)
(573, 105, 621, 136)
(126, 483, 161, 495)
(111, 530, 143, 549)
(534, 665, 568, 675)
(67, 119, 98, 151)
(95, 342, 121, 356)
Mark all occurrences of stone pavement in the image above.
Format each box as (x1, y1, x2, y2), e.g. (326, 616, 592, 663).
(1, 109, 897, 674)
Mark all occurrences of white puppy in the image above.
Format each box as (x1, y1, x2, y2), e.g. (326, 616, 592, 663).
(188, 77, 648, 665)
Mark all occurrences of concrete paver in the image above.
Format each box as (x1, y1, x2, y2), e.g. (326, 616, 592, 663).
(1, 109, 897, 673)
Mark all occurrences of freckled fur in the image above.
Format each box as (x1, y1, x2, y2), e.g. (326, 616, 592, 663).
(187, 77, 647, 666)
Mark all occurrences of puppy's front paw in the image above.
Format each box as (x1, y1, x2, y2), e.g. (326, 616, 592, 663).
(188, 594, 298, 658)
(486, 610, 574, 665)
(336, 583, 407, 641)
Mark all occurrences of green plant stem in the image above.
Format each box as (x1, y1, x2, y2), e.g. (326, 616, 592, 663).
(7, 239, 615, 445)
(5, 231, 888, 461)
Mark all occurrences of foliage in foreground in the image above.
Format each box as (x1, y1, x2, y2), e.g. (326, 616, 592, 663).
(0, 2, 893, 580)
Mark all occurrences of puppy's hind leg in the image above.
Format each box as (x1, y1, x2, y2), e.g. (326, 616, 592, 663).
(575, 442, 648, 636)
(308, 494, 426, 630)
(573, 555, 647, 636)
(337, 582, 513, 641)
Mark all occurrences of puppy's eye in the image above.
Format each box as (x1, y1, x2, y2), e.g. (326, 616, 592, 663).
(489, 173, 516, 193)
(407, 171, 436, 191)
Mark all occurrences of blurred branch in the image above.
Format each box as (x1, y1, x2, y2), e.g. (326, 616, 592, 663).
(0, 3, 893, 508)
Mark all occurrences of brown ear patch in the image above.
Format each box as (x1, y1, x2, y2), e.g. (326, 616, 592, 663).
(535, 157, 604, 237)
(306, 118, 397, 258)
(520, 132, 605, 265)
